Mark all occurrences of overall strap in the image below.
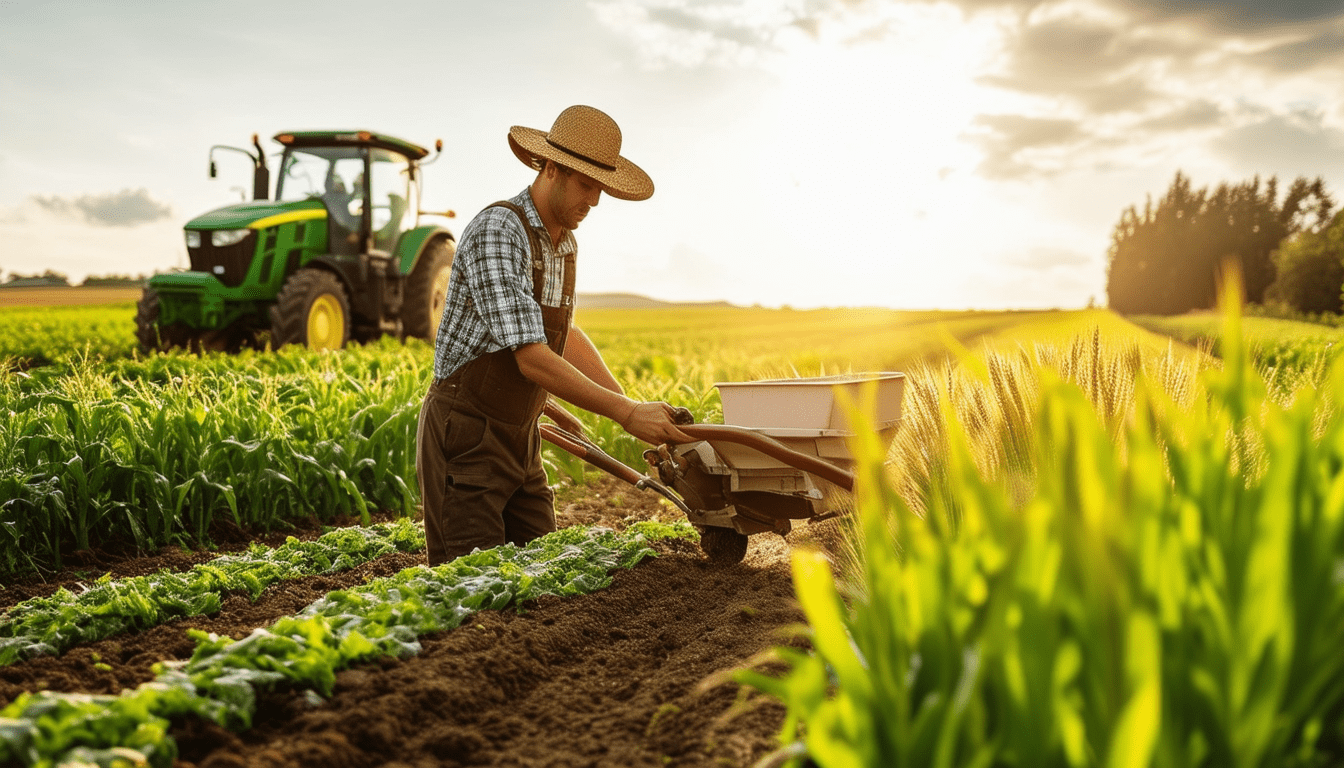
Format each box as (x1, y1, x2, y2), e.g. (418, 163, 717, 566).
(487, 201, 546, 305)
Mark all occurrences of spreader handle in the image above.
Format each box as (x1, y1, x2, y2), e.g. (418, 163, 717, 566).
(676, 424, 856, 492)
(538, 423, 694, 515)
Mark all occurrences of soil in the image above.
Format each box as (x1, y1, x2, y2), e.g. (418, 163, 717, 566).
(0, 475, 836, 767)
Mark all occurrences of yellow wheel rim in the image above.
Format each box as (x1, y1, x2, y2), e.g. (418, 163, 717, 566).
(307, 294, 345, 351)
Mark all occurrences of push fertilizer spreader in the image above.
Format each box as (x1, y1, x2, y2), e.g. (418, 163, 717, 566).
(541, 373, 905, 563)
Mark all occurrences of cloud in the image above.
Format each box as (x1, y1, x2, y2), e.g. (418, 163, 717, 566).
(1136, 98, 1224, 131)
(958, 0, 1344, 176)
(589, 0, 1344, 185)
(1118, 0, 1344, 29)
(1244, 22, 1344, 74)
(1209, 108, 1344, 177)
(30, 188, 172, 227)
(589, 0, 825, 67)
(968, 114, 1087, 179)
(977, 13, 1193, 114)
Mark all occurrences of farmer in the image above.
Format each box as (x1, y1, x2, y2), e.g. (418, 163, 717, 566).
(416, 105, 693, 565)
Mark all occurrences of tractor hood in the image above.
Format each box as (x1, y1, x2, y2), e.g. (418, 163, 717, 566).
(185, 199, 326, 230)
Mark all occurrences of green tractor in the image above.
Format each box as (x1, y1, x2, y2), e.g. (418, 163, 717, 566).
(137, 130, 457, 352)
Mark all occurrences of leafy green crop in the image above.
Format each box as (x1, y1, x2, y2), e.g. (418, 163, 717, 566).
(0, 519, 424, 666)
(0, 522, 693, 768)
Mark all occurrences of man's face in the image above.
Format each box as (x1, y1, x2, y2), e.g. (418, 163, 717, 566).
(546, 165, 602, 231)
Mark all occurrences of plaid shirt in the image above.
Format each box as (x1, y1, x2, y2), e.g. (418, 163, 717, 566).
(432, 188, 576, 379)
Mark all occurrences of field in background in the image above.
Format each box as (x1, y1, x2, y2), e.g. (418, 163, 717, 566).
(4, 295, 1208, 373)
(0, 286, 141, 307)
(1131, 311, 1344, 388)
(579, 305, 1209, 383)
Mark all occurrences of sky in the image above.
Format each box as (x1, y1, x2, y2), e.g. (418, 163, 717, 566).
(3, 0, 1344, 310)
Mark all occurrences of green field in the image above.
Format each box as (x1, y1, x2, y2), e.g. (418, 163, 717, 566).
(7, 295, 1344, 766)
(1131, 311, 1344, 385)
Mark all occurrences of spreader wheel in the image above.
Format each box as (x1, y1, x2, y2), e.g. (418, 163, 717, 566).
(698, 525, 749, 564)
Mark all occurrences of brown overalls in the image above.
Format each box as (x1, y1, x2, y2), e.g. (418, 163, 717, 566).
(415, 202, 576, 565)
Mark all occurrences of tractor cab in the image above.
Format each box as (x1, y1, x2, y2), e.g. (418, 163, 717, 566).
(138, 130, 457, 352)
(273, 132, 422, 259)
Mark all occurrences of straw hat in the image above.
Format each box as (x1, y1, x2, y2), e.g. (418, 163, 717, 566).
(508, 105, 654, 201)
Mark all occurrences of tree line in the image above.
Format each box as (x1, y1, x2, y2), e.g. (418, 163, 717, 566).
(0, 270, 149, 287)
(1106, 171, 1341, 314)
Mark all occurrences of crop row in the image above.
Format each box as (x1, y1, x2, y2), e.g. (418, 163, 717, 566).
(0, 519, 424, 667)
(0, 521, 693, 768)
(0, 302, 138, 368)
(0, 335, 711, 578)
(1130, 312, 1344, 385)
(747, 298, 1344, 766)
(0, 343, 429, 577)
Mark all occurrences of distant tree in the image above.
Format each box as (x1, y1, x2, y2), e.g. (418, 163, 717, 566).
(81, 273, 148, 287)
(2, 270, 70, 286)
(1266, 209, 1344, 315)
(1106, 171, 1333, 314)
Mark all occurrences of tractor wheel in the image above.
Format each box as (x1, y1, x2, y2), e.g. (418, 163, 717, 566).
(697, 525, 749, 564)
(134, 288, 195, 352)
(402, 238, 455, 341)
(269, 269, 351, 351)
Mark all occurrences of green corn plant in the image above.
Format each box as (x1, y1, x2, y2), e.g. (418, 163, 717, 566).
(741, 279, 1344, 767)
(0, 344, 432, 577)
(0, 302, 139, 367)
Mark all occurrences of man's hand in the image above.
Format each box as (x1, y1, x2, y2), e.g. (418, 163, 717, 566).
(621, 401, 696, 446)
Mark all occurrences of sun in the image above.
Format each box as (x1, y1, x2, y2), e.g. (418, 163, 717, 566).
(741, 5, 1019, 306)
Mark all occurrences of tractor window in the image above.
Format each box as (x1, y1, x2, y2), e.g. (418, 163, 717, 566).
(277, 147, 364, 207)
(369, 149, 414, 253)
(278, 146, 367, 257)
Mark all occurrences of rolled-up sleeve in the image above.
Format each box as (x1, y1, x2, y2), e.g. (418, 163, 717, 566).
(461, 209, 547, 350)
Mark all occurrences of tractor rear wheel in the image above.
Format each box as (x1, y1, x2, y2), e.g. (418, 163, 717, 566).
(402, 238, 455, 341)
(270, 269, 351, 351)
(697, 525, 749, 564)
(134, 288, 195, 352)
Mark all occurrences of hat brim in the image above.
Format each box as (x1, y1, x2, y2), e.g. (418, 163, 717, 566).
(508, 126, 654, 202)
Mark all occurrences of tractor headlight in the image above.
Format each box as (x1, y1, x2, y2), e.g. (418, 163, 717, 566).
(185, 230, 201, 249)
(211, 229, 251, 247)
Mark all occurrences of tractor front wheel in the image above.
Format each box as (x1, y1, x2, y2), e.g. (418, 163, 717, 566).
(402, 238, 455, 341)
(270, 269, 351, 351)
(134, 288, 194, 352)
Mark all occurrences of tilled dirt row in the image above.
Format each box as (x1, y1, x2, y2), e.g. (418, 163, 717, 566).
(1, 478, 816, 767)
(185, 538, 803, 768)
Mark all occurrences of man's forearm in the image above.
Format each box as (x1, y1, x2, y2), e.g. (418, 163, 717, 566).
(515, 343, 637, 423)
(562, 326, 623, 394)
